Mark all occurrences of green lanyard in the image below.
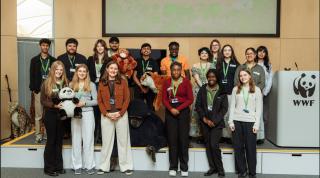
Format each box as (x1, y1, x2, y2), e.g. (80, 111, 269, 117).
(170, 57, 177, 63)
(142, 60, 150, 73)
(200, 62, 208, 76)
(222, 61, 230, 78)
(242, 88, 249, 109)
(40, 57, 50, 74)
(171, 77, 182, 98)
(68, 55, 75, 68)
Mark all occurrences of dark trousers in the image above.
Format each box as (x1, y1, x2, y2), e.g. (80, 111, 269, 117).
(165, 107, 190, 172)
(201, 123, 224, 172)
(93, 105, 102, 143)
(134, 86, 156, 111)
(44, 109, 64, 172)
(232, 121, 257, 175)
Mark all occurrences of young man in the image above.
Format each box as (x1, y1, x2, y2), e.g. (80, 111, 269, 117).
(160, 41, 190, 80)
(57, 38, 87, 81)
(57, 38, 87, 139)
(133, 43, 159, 110)
(108, 37, 120, 57)
(29, 38, 56, 143)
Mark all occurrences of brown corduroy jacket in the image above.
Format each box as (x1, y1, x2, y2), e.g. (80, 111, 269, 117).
(97, 78, 130, 117)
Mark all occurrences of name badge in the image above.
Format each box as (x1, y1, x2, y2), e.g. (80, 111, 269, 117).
(253, 71, 260, 75)
(208, 105, 213, 111)
(42, 75, 48, 79)
(171, 98, 179, 103)
(230, 64, 237, 67)
(75, 63, 80, 67)
(222, 79, 228, 84)
(52, 88, 59, 92)
(146, 67, 153, 71)
(70, 68, 75, 72)
(109, 98, 115, 105)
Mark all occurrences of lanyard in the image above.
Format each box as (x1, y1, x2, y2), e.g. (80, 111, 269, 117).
(222, 61, 230, 78)
(142, 59, 150, 73)
(242, 88, 249, 109)
(40, 56, 50, 74)
(170, 57, 177, 63)
(68, 55, 75, 68)
(171, 77, 182, 98)
(200, 62, 208, 76)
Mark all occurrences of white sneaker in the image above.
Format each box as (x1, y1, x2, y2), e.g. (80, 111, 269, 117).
(181, 171, 188, 177)
(169, 170, 177, 177)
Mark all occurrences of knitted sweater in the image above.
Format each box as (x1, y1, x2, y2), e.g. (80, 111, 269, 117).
(228, 86, 263, 130)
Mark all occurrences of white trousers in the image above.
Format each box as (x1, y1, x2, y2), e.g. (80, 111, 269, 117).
(71, 111, 96, 170)
(99, 112, 133, 172)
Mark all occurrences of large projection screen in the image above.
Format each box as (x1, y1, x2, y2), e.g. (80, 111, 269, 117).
(102, 0, 280, 37)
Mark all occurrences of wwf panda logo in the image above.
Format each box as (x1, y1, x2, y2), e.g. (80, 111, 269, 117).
(293, 73, 316, 98)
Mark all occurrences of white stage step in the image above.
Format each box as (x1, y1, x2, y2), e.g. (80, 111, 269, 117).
(1, 132, 319, 175)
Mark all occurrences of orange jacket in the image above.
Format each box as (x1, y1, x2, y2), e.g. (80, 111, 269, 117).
(97, 78, 130, 117)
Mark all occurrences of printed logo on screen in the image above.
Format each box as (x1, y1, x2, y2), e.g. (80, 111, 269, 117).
(292, 73, 316, 106)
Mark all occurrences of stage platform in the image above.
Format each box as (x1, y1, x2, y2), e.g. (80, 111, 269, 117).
(1, 131, 319, 175)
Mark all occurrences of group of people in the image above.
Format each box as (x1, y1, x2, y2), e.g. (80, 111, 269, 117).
(29, 37, 273, 178)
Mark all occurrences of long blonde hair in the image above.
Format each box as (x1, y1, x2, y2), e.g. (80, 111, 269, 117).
(44, 61, 68, 96)
(70, 64, 91, 92)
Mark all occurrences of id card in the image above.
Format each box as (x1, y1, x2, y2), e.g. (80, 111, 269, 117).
(52, 88, 59, 93)
(42, 75, 48, 79)
(75, 63, 80, 67)
(70, 68, 75, 72)
(171, 98, 179, 103)
(109, 98, 115, 105)
(222, 79, 228, 84)
(146, 67, 153, 71)
(208, 105, 213, 111)
(243, 109, 250, 113)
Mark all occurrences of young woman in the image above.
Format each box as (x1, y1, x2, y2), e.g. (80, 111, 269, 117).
(228, 69, 263, 178)
(234, 48, 265, 144)
(209, 39, 222, 68)
(195, 69, 228, 178)
(215, 44, 240, 141)
(190, 47, 214, 141)
(97, 61, 133, 176)
(162, 61, 194, 177)
(87, 39, 111, 144)
(256, 46, 273, 141)
(40, 61, 68, 176)
(70, 64, 97, 175)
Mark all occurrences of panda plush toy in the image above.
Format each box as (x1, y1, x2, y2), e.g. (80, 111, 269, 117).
(53, 87, 82, 120)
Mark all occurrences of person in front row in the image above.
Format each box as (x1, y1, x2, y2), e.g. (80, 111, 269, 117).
(195, 69, 228, 177)
(69, 64, 97, 175)
(40, 61, 68, 176)
(162, 61, 194, 177)
(97, 61, 133, 176)
(228, 68, 262, 178)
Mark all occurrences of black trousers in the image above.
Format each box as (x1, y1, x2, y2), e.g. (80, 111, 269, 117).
(201, 123, 224, 172)
(134, 86, 156, 111)
(93, 105, 102, 143)
(165, 107, 190, 172)
(232, 121, 257, 175)
(44, 109, 64, 172)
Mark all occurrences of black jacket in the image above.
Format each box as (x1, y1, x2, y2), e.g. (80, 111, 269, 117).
(57, 53, 87, 81)
(29, 54, 56, 93)
(195, 84, 228, 128)
(87, 56, 111, 83)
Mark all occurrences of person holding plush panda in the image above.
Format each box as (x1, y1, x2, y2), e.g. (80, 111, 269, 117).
(40, 61, 68, 176)
(97, 61, 133, 175)
(69, 64, 97, 175)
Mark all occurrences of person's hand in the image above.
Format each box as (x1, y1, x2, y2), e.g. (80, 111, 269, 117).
(203, 117, 208, 124)
(170, 108, 180, 116)
(207, 120, 215, 128)
(113, 112, 121, 120)
(76, 101, 85, 107)
(140, 86, 149, 93)
(54, 102, 63, 109)
(230, 125, 235, 132)
(253, 127, 258, 134)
